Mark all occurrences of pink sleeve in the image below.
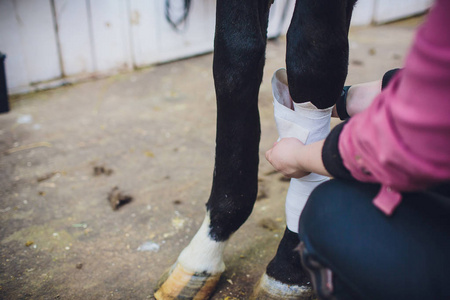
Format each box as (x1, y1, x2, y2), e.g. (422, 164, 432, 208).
(339, 0, 450, 192)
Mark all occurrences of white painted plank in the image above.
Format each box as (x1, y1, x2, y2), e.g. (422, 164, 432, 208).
(279, 0, 296, 37)
(119, 0, 133, 69)
(9, 0, 61, 84)
(374, 0, 432, 24)
(351, 0, 375, 26)
(180, 0, 215, 53)
(268, 0, 295, 39)
(0, 0, 30, 93)
(54, 0, 94, 76)
(129, 0, 160, 67)
(157, 0, 216, 63)
(89, 0, 132, 73)
(6, 0, 431, 95)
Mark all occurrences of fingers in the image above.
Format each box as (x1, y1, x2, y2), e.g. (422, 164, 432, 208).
(265, 141, 279, 164)
(265, 138, 304, 176)
(265, 148, 272, 162)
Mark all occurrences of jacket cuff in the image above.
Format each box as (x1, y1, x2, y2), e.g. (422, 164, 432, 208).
(382, 68, 401, 89)
(322, 121, 354, 180)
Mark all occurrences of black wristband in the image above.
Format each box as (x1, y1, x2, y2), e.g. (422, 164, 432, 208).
(382, 68, 401, 90)
(336, 85, 351, 120)
(322, 121, 354, 180)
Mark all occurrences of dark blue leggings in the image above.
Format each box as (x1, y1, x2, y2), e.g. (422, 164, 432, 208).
(298, 179, 450, 300)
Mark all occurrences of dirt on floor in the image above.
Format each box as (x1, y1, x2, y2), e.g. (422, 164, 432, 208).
(0, 17, 422, 299)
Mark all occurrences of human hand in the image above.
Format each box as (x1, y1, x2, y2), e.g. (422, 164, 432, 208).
(265, 138, 311, 178)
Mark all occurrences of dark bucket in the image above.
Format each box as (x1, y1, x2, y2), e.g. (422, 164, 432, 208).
(0, 53, 10, 113)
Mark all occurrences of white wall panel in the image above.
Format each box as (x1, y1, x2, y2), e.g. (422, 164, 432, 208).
(54, 0, 94, 76)
(374, 0, 432, 24)
(14, 0, 61, 83)
(351, 0, 375, 26)
(129, 0, 160, 67)
(0, 0, 433, 95)
(157, 0, 216, 63)
(0, 0, 30, 93)
(3, 0, 61, 87)
(89, 0, 132, 73)
(268, 0, 295, 39)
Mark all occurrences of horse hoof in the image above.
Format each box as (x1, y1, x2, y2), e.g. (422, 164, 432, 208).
(154, 262, 222, 300)
(250, 273, 316, 300)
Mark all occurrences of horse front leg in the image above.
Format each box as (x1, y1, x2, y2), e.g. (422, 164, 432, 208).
(154, 1, 271, 299)
(286, 0, 356, 109)
(252, 0, 357, 299)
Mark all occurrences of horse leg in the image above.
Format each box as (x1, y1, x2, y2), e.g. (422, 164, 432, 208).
(154, 1, 271, 299)
(252, 227, 315, 300)
(287, 0, 357, 108)
(252, 1, 356, 299)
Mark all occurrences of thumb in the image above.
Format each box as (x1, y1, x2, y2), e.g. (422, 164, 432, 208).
(265, 148, 272, 161)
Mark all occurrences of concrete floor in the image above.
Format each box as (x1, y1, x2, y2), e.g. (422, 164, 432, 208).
(0, 17, 422, 299)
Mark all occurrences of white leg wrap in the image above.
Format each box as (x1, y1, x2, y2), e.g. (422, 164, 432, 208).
(272, 69, 332, 233)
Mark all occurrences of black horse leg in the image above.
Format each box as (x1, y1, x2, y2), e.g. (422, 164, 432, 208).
(207, 0, 271, 242)
(287, 0, 357, 107)
(253, 1, 357, 299)
(155, 1, 271, 299)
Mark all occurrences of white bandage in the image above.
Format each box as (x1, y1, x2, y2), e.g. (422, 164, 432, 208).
(272, 69, 332, 233)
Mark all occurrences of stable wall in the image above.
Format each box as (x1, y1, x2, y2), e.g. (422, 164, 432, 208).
(0, 0, 431, 95)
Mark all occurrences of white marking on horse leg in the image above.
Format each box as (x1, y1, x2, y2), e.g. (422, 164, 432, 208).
(178, 213, 227, 274)
(155, 213, 227, 300)
(272, 68, 332, 233)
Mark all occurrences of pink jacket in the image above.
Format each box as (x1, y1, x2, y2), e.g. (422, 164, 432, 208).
(339, 0, 450, 215)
